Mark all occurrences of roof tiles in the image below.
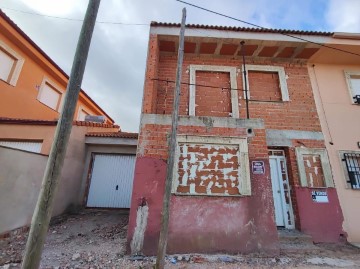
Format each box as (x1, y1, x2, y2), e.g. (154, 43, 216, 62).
(150, 21, 333, 36)
(85, 132, 138, 139)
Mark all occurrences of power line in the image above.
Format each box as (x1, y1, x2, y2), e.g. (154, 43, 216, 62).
(151, 78, 246, 92)
(0, 7, 149, 26)
(175, 0, 360, 58)
(152, 78, 284, 103)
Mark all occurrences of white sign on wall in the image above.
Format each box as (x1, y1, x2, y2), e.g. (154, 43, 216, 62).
(311, 190, 329, 203)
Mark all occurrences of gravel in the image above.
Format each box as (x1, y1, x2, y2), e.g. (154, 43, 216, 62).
(1, 210, 360, 269)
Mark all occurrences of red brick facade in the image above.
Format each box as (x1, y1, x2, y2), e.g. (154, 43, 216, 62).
(128, 31, 344, 255)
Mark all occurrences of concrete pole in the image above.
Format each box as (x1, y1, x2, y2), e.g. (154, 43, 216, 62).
(21, 1, 100, 268)
(155, 8, 186, 269)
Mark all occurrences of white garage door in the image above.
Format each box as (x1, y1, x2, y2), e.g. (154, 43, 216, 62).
(86, 154, 136, 208)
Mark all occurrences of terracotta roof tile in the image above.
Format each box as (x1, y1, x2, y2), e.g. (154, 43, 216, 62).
(73, 121, 120, 128)
(0, 117, 119, 128)
(0, 117, 57, 126)
(86, 131, 138, 139)
(150, 21, 333, 36)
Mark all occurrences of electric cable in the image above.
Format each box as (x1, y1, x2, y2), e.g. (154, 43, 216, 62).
(175, 0, 360, 58)
(0, 6, 149, 26)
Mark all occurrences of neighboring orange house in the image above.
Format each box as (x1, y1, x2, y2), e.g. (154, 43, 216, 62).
(0, 10, 140, 235)
(0, 9, 114, 124)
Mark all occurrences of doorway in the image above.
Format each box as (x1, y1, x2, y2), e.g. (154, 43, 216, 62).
(269, 149, 295, 229)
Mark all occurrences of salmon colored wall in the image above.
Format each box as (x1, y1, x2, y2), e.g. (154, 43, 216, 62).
(309, 63, 360, 244)
(0, 124, 55, 154)
(0, 123, 119, 155)
(0, 16, 112, 123)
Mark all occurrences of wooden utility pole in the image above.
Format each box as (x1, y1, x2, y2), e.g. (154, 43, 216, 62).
(21, 1, 100, 268)
(155, 8, 186, 269)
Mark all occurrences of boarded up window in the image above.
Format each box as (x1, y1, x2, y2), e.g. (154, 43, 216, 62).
(0, 49, 16, 82)
(248, 71, 282, 101)
(173, 136, 251, 196)
(303, 154, 325, 188)
(195, 71, 232, 117)
(296, 148, 334, 188)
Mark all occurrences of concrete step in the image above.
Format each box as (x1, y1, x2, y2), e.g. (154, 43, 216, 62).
(278, 228, 313, 244)
(278, 228, 320, 254)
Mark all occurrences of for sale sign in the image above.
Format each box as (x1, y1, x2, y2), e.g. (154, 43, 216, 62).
(252, 161, 265, 174)
(311, 190, 329, 203)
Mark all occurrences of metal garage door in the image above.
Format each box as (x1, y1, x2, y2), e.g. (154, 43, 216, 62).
(86, 154, 136, 208)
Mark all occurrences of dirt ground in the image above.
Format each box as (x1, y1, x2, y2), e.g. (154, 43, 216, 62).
(1, 210, 360, 269)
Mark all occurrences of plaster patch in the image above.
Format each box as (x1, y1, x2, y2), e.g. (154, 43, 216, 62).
(130, 204, 149, 255)
(189, 183, 196, 194)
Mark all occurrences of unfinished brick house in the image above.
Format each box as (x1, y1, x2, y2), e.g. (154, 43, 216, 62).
(127, 22, 344, 255)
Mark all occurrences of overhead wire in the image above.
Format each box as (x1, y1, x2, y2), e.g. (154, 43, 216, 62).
(151, 78, 246, 92)
(175, 0, 360, 58)
(152, 78, 283, 103)
(0, 6, 149, 26)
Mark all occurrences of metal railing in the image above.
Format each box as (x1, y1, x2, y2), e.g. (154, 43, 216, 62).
(343, 153, 360, 189)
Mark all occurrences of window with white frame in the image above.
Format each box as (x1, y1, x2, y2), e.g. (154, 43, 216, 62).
(242, 65, 289, 101)
(344, 71, 360, 104)
(172, 136, 251, 196)
(37, 78, 63, 111)
(296, 148, 334, 188)
(0, 40, 24, 86)
(188, 65, 239, 118)
(340, 151, 360, 190)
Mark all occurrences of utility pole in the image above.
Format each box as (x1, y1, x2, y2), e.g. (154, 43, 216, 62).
(155, 8, 186, 269)
(21, 1, 100, 268)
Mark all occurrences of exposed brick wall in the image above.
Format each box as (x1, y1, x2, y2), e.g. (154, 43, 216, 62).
(195, 71, 232, 117)
(152, 54, 321, 132)
(138, 124, 249, 160)
(177, 143, 241, 195)
(248, 71, 282, 101)
(143, 35, 160, 114)
(303, 154, 326, 188)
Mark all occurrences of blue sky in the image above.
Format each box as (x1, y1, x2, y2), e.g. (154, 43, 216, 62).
(1, 0, 359, 131)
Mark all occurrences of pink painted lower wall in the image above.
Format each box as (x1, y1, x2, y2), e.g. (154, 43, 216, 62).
(127, 157, 279, 255)
(295, 187, 344, 242)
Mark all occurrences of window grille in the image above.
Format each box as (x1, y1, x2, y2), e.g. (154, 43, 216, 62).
(343, 153, 360, 189)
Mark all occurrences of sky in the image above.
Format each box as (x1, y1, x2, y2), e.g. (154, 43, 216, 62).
(1, 0, 360, 132)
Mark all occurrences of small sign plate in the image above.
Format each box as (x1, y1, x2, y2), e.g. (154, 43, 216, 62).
(311, 190, 329, 203)
(252, 161, 265, 174)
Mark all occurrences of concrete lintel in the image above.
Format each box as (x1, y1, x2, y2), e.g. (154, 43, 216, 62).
(85, 137, 138, 146)
(140, 114, 264, 129)
(266, 129, 324, 147)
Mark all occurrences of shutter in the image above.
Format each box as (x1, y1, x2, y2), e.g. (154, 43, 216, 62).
(0, 49, 15, 82)
(39, 83, 61, 110)
(0, 141, 42, 153)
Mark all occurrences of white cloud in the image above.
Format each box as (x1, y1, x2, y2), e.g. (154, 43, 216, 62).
(325, 0, 360, 32)
(19, 0, 84, 16)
